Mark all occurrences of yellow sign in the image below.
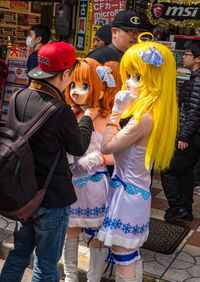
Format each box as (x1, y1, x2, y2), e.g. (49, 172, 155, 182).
(0, 0, 10, 8)
(90, 25, 101, 49)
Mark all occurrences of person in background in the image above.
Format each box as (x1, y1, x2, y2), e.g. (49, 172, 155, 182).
(93, 24, 112, 49)
(88, 10, 147, 64)
(0, 42, 97, 282)
(26, 24, 51, 79)
(97, 39, 178, 281)
(161, 40, 200, 222)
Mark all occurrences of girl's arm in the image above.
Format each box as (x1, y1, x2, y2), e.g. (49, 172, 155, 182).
(101, 112, 153, 155)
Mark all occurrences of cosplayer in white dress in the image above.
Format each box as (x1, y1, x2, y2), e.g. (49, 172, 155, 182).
(98, 34, 178, 282)
(63, 58, 121, 282)
(69, 130, 109, 229)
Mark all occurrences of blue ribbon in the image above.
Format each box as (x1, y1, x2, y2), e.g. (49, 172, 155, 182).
(104, 249, 139, 277)
(96, 66, 116, 87)
(138, 47, 164, 67)
(110, 174, 151, 200)
(104, 248, 115, 278)
(84, 228, 99, 247)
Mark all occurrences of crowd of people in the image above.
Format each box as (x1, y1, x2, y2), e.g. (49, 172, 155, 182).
(0, 8, 200, 282)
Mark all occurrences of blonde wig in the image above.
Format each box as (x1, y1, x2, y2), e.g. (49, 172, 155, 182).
(120, 41, 178, 171)
(65, 58, 121, 117)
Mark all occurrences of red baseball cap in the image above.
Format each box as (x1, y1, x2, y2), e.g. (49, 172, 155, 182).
(28, 41, 76, 79)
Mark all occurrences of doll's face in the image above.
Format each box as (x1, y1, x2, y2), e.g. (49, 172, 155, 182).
(70, 81, 89, 105)
(125, 73, 140, 97)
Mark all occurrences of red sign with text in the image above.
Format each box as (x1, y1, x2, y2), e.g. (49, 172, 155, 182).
(92, 0, 126, 26)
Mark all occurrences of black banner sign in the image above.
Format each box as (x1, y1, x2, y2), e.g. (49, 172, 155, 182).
(147, 0, 200, 27)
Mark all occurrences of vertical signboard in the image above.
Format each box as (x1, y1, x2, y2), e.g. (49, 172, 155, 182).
(74, 0, 92, 57)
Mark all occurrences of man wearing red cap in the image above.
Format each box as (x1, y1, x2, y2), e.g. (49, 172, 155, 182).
(0, 42, 97, 282)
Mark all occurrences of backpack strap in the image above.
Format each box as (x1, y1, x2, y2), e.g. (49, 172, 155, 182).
(7, 89, 64, 139)
(42, 149, 62, 191)
(29, 80, 62, 101)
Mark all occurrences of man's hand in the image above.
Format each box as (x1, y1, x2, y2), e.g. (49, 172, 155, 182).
(84, 107, 99, 120)
(178, 140, 189, 151)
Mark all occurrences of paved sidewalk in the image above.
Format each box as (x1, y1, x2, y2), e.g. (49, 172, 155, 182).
(0, 173, 200, 281)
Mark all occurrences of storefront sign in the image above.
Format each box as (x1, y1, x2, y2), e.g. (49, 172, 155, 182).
(1, 43, 31, 122)
(155, 41, 176, 51)
(10, 1, 28, 13)
(92, 0, 126, 25)
(147, 0, 200, 27)
(74, 0, 92, 57)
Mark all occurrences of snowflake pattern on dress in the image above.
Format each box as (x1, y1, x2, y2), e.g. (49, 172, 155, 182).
(69, 204, 108, 217)
(102, 216, 150, 235)
(110, 174, 151, 200)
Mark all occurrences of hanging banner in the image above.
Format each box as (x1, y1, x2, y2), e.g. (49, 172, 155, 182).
(74, 0, 92, 57)
(92, 0, 126, 26)
(147, 0, 200, 28)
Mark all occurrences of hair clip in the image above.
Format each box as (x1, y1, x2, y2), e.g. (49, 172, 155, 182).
(138, 47, 164, 67)
(96, 66, 116, 87)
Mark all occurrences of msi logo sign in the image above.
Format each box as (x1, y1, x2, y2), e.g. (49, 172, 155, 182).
(165, 6, 198, 18)
(151, 2, 200, 20)
(152, 4, 164, 18)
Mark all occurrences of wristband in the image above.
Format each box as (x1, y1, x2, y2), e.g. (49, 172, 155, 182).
(100, 154, 107, 166)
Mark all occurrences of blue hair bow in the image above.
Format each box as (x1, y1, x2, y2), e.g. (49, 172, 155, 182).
(96, 66, 116, 87)
(138, 47, 164, 67)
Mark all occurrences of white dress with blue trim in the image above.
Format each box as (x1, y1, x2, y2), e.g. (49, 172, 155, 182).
(68, 131, 109, 228)
(97, 144, 152, 250)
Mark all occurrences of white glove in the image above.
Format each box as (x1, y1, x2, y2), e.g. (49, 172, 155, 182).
(66, 153, 74, 165)
(112, 90, 137, 114)
(74, 151, 104, 173)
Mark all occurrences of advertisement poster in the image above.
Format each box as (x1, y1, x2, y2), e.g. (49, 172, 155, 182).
(74, 0, 93, 57)
(1, 83, 26, 122)
(0, 43, 31, 122)
(91, 0, 126, 48)
(92, 0, 126, 26)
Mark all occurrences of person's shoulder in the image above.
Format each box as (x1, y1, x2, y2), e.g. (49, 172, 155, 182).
(87, 45, 112, 63)
(88, 45, 110, 56)
(29, 50, 38, 59)
(140, 113, 154, 133)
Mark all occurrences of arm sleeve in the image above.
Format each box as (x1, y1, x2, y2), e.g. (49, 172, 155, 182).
(101, 116, 146, 155)
(57, 105, 94, 156)
(178, 81, 200, 142)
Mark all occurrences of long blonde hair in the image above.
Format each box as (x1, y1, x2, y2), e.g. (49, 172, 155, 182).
(120, 41, 178, 170)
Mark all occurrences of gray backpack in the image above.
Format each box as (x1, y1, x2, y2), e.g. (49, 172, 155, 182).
(0, 91, 63, 221)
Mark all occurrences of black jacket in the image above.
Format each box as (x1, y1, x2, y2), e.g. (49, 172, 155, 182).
(87, 43, 123, 64)
(15, 81, 94, 208)
(179, 69, 200, 142)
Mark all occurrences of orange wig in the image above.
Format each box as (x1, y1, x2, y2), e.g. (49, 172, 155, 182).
(65, 58, 122, 117)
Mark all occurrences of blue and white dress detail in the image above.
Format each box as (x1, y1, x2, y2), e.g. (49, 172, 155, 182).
(98, 144, 152, 250)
